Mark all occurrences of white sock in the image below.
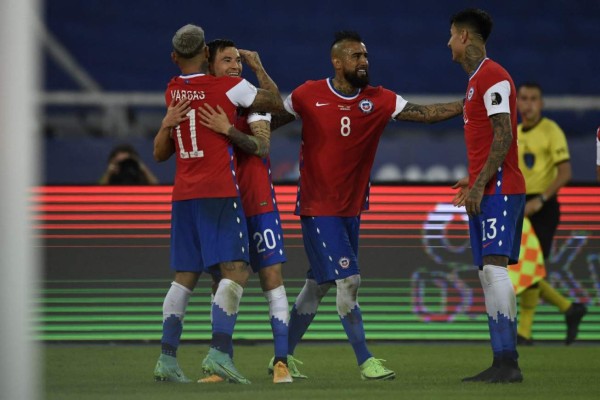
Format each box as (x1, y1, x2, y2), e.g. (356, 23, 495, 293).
(163, 281, 192, 321)
(264, 285, 290, 324)
(480, 265, 517, 322)
(213, 279, 243, 316)
(294, 279, 333, 315)
(335, 275, 360, 316)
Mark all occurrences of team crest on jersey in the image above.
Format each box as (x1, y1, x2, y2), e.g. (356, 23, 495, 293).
(467, 87, 474, 101)
(358, 99, 374, 114)
(491, 92, 502, 105)
(338, 257, 351, 269)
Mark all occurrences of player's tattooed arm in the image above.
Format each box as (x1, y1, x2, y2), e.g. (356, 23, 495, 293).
(466, 112, 513, 215)
(395, 101, 463, 123)
(153, 98, 191, 161)
(197, 104, 269, 158)
(249, 88, 284, 114)
(270, 111, 296, 131)
(239, 49, 281, 98)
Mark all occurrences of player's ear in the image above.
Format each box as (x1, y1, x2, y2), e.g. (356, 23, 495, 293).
(331, 56, 342, 70)
(171, 51, 177, 64)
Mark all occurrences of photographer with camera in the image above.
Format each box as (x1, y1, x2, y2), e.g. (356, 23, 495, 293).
(99, 143, 159, 185)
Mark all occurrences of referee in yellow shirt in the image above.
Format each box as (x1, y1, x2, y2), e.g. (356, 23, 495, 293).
(516, 82, 587, 345)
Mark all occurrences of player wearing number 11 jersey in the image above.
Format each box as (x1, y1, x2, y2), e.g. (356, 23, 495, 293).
(152, 24, 283, 385)
(271, 30, 464, 381)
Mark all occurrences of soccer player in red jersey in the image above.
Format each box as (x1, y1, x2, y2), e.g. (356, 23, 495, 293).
(270, 30, 464, 380)
(449, 9, 526, 383)
(196, 38, 293, 384)
(152, 24, 283, 384)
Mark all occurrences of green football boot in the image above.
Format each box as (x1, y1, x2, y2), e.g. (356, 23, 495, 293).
(153, 354, 192, 383)
(359, 357, 395, 381)
(201, 348, 251, 384)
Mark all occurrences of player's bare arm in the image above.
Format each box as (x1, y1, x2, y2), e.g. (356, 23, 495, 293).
(153, 99, 191, 162)
(395, 101, 463, 124)
(466, 112, 512, 215)
(239, 49, 281, 98)
(270, 110, 296, 131)
(249, 88, 284, 114)
(197, 103, 269, 158)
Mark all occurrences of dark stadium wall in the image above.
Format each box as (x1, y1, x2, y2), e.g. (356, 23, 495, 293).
(45, 0, 600, 95)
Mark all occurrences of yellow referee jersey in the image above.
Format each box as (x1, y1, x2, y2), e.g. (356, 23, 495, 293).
(517, 117, 570, 194)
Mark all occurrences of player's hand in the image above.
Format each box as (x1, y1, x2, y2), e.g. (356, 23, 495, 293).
(524, 197, 543, 217)
(239, 49, 263, 72)
(451, 177, 469, 207)
(465, 185, 484, 216)
(161, 99, 191, 129)
(198, 103, 232, 135)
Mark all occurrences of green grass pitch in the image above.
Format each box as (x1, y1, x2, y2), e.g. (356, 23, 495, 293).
(44, 342, 600, 400)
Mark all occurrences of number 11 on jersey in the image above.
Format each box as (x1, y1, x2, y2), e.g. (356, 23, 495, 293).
(175, 110, 204, 159)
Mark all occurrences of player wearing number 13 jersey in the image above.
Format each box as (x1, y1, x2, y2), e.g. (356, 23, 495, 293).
(448, 9, 525, 383)
(271, 30, 463, 381)
(152, 24, 284, 385)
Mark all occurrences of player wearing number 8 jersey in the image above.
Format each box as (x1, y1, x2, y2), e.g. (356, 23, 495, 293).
(270, 30, 464, 380)
(152, 24, 283, 385)
(448, 9, 526, 383)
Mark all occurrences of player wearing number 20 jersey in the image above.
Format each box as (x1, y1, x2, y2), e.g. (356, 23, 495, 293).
(234, 110, 287, 271)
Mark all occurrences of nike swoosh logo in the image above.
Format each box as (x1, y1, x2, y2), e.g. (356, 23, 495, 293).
(483, 241, 494, 248)
(315, 102, 329, 107)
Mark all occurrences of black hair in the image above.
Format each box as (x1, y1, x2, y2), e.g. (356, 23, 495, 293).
(518, 82, 543, 95)
(207, 39, 237, 65)
(450, 8, 493, 42)
(108, 143, 138, 162)
(331, 31, 363, 49)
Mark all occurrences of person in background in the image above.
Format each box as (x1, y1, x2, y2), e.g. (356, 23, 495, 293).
(515, 82, 587, 346)
(99, 143, 159, 185)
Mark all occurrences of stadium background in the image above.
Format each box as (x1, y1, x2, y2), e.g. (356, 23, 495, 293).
(41, 0, 599, 342)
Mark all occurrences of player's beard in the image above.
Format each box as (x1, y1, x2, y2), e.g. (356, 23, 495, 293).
(344, 69, 369, 89)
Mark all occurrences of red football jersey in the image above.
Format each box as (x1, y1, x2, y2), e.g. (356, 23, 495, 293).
(285, 78, 407, 216)
(165, 73, 257, 201)
(234, 111, 276, 217)
(463, 59, 525, 195)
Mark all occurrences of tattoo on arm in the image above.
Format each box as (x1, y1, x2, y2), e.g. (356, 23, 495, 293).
(395, 101, 463, 123)
(270, 111, 296, 131)
(248, 120, 271, 158)
(226, 119, 270, 158)
(472, 113, 513, 191)
(249, 88, 284, 114)
(254, 68, 280, 98)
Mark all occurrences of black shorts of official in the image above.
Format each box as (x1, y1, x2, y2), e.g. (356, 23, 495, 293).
(526, 194, 560, 260)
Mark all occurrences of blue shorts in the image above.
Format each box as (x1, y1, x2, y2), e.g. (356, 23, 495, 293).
(301, 216, 360, 284)
(247, 211, 287, 272)
(468, 194, 525, 267)
(170, 197, 249, 273)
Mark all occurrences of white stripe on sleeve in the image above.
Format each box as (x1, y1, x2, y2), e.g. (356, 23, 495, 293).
(226, 79, 258, 108)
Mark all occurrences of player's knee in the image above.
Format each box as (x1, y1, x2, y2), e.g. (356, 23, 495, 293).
(173, 271, 200, 291)
(220, 261, 250, 287)
(258, 264, 283, 291)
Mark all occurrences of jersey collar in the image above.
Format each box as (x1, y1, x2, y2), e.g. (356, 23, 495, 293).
(179, 73, 205, 78)
(327, 77, 362, 100)
(468, 58, 489, 81)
